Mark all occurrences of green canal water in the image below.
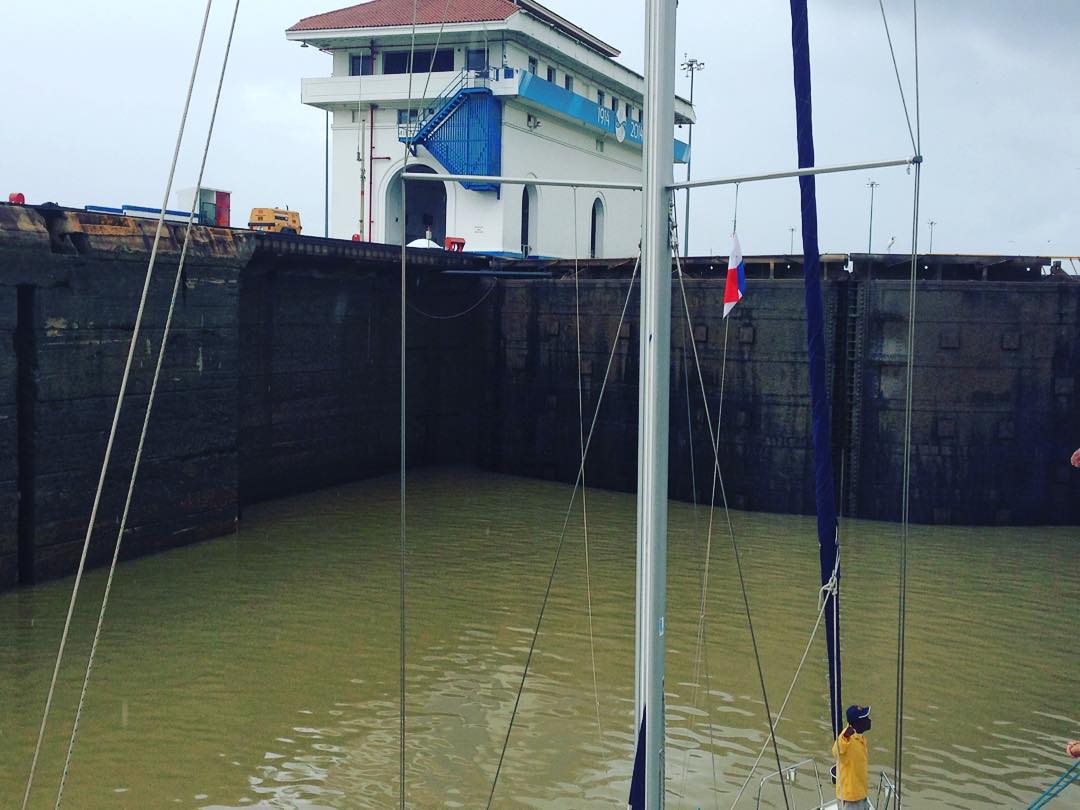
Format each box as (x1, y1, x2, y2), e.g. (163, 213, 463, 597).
(1, 469, 1076, 809)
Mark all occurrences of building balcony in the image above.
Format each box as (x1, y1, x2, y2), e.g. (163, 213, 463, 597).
(300, 70, 460, 109)
(303, 66, 689, 162)
(301, 67, 522, 111)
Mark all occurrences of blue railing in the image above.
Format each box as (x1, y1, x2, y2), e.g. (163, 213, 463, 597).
(1029, 760, 1079, 809)
(398, 69, 468, 141)
(398, 67, 514, 142)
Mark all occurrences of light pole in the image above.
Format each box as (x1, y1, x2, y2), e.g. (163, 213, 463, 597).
(866, 179, 879, 253)
(789, 226, 795, 254)
(680, 55, 704, 256)
(928, 219, 937, 253)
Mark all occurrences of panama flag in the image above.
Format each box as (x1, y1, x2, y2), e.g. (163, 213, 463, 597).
(723, 233, 746, 317)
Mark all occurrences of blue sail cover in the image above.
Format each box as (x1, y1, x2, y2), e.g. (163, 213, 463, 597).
(628, 711, 646, 810)
(789, 0, 843, 739)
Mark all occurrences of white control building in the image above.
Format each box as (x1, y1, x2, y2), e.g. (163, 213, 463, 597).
(288, 0, 694, 257)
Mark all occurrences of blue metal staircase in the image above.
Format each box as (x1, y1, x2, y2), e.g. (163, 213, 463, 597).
(399, 73, 502, 192)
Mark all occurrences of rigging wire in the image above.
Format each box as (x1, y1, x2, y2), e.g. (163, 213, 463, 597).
(486, 252, 641, 809)
(406, 280, 497, 320)
(673, 245, 791, 810)
(19, 4, 216, 807)
(682, 333, 699, 515)
(672, 204, 722, 810)
(876, 0, 918, 154)
(571, 189, 607, 762)
(399, 3, 419, 806)
(417, 0, 457, 106)
(396, 2, 471, 801)
(52, 3, 243, 806)
(727, 561, 839, 809)
(894, 0, 922, 803)
(732, 183, 740, 234)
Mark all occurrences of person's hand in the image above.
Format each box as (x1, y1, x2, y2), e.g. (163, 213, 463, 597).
(1072, 448, 1080, 468)
(1067, 740, 1080, 758)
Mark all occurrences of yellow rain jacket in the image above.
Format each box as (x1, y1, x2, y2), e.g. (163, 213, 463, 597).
(832, 726, 869, 801)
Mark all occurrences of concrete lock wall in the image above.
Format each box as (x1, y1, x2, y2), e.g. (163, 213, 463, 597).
(1, 207, 1077, 592)
(480, 259, 1080, 526)
(238, 246, 486, 506)
(479, 272, 838, 516)
(0, 207, 493, 589)
(0, 206, 243, 589)
(856, 279, 1080, 525)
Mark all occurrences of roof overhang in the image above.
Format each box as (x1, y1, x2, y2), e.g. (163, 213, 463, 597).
(285, 20, 513, 50)
(286, 11, 694, 124)
(515, 0, 619, 57)
(507, 14, 695, 124)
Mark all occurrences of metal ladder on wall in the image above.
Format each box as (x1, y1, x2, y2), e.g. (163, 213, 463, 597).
(841, 278, 864, 518)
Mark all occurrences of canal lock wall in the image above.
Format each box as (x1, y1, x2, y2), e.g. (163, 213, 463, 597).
(0, 205, 1076, 590)
(483, 259, 1080, 528)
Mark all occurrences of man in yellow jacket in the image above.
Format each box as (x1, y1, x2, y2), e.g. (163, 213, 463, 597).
(832, 705, 872, 809)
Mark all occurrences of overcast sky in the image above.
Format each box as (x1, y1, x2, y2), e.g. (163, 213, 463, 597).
(3, 1, 1077, 259)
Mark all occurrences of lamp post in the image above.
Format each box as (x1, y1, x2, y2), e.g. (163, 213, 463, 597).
(680, 56, 704, 257)
(789, 226, 795, 254)
(928, 219, 937, 253)
(866, 179, 879, 253)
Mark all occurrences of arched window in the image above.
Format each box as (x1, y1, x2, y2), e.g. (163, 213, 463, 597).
(521, 184, 538, 257)
(590, 197, 605, 259)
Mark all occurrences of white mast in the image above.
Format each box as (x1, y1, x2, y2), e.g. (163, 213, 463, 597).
(635, 0, 676, 807)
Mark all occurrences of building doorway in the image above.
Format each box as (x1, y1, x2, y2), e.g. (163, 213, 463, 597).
(385, 164, 447, 246)
(520, 184, 538, 257)
(590, 196, 605, 258)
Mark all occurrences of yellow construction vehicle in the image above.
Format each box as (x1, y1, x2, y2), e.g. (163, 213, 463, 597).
(248, 207, 302, 235)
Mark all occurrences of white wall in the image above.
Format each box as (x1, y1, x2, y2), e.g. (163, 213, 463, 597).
(331, 105, 510, 251)
(500, 100, 642, 259)
(330, 101, 643, 256)
(323, 36, 650, 255)
(311, 23, 680, 254)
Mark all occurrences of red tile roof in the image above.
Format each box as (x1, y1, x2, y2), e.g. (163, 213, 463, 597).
(288, 0, 521, 32)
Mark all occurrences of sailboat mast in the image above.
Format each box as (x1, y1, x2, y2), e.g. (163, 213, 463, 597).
(634, 0, 677, 807)
(789, 0, 843, 738)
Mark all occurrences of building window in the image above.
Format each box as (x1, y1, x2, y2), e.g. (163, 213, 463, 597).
(350, 53, 373, 76)
(564, 74, 574, 92)
(351, 108, 359, 123)
(396, 108, 433, 125)
(383, 49, 452, 74)
(546, 65, 556, 83)
(466, 48, 488, 72)
(426, 49, 455, 72)
(635, 107, 642, 122)
(625, 102, 632, 120)
(384, 51, 409, 74)
(597, 89, 605, 107)
(611, 96, 619, 112)
(594, 138, 604, 152)
(528, 56, 538, 75)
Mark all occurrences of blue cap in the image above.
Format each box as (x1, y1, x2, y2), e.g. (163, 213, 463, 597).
(846, 705, 871, 725)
